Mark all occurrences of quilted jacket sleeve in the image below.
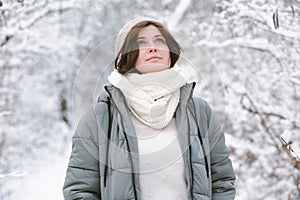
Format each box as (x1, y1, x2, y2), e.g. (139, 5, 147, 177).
(63, 108, 100, 200)
(205, 102, 236, 200)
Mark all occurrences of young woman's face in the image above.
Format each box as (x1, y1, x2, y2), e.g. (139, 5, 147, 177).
(134, 25, 171, 74)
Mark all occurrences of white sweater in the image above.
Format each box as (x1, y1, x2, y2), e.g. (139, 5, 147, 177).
(131, 114, 188, 200)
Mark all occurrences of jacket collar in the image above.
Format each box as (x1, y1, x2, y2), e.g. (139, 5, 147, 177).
(102, 84, 137, 143)
(101, 82, 196, 105)
(179, 82, 196, 105)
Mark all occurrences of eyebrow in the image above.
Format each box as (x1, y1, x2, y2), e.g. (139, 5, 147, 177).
(137, 35, 164, 39)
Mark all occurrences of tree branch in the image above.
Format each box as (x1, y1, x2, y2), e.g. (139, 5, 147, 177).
(240, 93, 286, 120)
(0, 35, 13, 48)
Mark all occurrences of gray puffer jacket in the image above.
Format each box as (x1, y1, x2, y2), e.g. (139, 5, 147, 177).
(63, 83, 236, 200)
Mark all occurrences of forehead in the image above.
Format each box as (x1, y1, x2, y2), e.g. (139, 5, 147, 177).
(137, 25, 163, 37)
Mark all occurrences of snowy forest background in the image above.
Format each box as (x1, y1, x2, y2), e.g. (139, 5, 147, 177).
(0, 0, 300, 199)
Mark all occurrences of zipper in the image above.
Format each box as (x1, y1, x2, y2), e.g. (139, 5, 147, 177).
(185, 82, 210, 199)
(190, 97, 209, 178)
(185, 83, 196, 199)
(103, 99, 112, 187)
(103, 86, 138, 200)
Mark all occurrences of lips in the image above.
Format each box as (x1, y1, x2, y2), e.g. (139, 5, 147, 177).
(146, 56, 161, 61)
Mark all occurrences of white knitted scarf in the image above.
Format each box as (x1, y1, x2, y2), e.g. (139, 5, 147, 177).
(108, 67, 190, 129)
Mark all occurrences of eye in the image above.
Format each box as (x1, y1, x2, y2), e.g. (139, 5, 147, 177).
(137, 40, 146, 47)
(155, 38, 165, 45)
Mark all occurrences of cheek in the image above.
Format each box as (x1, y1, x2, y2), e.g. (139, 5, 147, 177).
(135, 58, 140, 67)
(135, 49, 146, 66)
(163, 47, 170, 59)
(164, 51, 171, 65)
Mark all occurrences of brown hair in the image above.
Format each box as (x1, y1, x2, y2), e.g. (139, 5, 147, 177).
(115, 21, 182, 74)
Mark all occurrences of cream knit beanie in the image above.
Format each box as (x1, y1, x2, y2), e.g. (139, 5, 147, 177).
(115, 17, 165, 55)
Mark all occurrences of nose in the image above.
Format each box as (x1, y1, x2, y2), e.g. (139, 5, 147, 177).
(147, 45, 157, 53)
(145, 40, 157, 53)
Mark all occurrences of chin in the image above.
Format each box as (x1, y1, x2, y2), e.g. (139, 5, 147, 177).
(136, 63, 170, 74)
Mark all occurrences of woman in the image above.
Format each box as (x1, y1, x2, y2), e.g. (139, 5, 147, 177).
(63, 18, 236, 200)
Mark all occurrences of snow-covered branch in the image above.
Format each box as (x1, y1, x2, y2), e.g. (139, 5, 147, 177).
(240, 93, 286, 120)
(19, 3, 85, 30)
(167, 0, 191, 30)
(0, 171, 28, 178)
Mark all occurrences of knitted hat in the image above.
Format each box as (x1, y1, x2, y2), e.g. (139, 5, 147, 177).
(115, 17, 165, 55)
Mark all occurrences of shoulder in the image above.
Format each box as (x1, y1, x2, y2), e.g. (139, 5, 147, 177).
(94, 100, 110, 116)
(79, 101, 109, 124)
(74, 101, 110, 141)
(192, 97, 212, 115)
(190, 97, 218, 130)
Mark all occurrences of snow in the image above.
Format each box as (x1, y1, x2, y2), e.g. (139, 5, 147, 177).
(282, 130, 300, 161)
(167, 0, 191, 30)
(4, 151, 70, 200)
(1, 0, 300, 199)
